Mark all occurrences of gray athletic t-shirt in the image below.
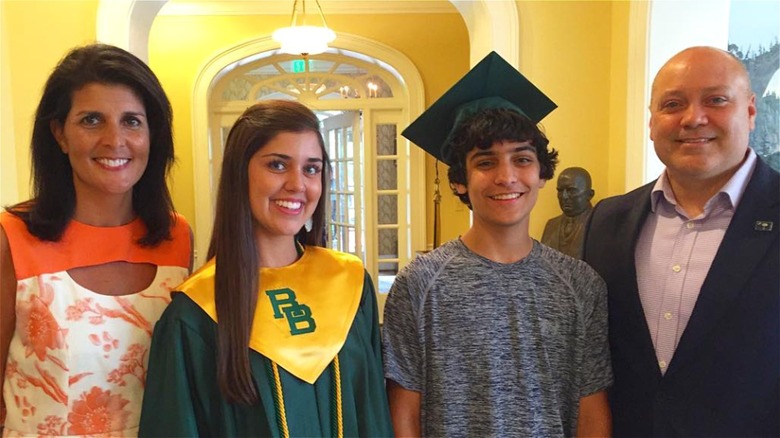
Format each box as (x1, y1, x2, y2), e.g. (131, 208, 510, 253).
(383, 239, 612, 437)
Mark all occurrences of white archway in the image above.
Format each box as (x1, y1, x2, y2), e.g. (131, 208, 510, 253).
(188, 33, 427, 264)
(96, 0, 166, 63)
(450, 0, 519, 66)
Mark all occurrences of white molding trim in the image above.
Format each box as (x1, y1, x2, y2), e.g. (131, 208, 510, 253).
(97, 0, 166, 62)
(96, 0, 134, 50)
(190, 33, 426, 265)
(625, 0, 649, 191)
(451, 0, 519, 66)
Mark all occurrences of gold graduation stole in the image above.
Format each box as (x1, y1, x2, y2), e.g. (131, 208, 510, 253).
(179, 246, 365, 384)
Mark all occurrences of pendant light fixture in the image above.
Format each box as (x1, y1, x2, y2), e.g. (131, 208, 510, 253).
(272, 0, 336, 56)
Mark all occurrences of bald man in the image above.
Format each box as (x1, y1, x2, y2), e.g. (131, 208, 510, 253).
(584, 47, 779, 436)
(542, 167, 594, 259)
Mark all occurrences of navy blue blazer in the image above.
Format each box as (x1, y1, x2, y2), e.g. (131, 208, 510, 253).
(583, 157, 779, 437)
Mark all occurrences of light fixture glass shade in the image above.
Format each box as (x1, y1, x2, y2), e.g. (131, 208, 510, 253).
(273, 25, 336, 56)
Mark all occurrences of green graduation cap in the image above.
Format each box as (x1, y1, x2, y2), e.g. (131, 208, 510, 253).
(402, 51, 556, 165)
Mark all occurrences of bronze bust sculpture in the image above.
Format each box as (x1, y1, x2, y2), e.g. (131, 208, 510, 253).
(541, 167, 594, 259)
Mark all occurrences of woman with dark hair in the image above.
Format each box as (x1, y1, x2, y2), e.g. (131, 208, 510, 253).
(0, 44, 191, 436)
(139, 100, 392, 437)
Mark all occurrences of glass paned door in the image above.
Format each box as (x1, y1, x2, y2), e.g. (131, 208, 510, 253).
(375, 123, 400, 294)
(322, 111, 363, 260)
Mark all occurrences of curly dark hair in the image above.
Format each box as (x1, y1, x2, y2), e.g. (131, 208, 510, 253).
(7, 43, 175, 246)
(446, 108, 558, 207)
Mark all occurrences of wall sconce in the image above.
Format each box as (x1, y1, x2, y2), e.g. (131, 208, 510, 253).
(340, 85, 360, 99)
(367, 81, 378, 98)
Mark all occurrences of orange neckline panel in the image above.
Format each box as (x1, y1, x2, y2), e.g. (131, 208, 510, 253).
(0, 212, 191, 280)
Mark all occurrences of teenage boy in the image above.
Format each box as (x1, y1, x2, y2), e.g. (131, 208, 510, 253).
(382, 52, 613, 437)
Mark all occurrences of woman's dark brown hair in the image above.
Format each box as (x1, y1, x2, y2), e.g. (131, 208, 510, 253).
(207, 100, 330, 404)
(7, 43, 176, 245)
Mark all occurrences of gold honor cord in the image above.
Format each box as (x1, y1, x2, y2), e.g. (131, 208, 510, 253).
(332, 356, 343, 438)
(271, 362, 290, 438)
(270, 357, 344, 438)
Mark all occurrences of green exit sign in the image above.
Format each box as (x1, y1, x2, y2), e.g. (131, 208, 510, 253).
(292, 60, 306, 73)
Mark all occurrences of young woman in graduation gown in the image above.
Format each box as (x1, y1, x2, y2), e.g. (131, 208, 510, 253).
(139, 100, 393, 437)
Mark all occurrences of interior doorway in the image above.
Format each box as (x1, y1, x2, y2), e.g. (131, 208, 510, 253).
(208, 50, 414, 306)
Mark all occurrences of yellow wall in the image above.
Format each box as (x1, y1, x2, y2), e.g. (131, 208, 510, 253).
(147, 12, 471, 245)
(1, 0, 99, 206)
(607, 0, 630, 198)
(148, 3, 632, 245)
(1, 1, 18, 207)
(1, 1, 634, 250)
(516, 0, 623, 239)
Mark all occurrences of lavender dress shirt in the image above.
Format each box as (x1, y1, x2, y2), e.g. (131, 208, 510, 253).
(634, 150, 757, 374)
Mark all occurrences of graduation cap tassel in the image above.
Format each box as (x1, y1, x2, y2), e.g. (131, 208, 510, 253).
(433, 160, 442, 249)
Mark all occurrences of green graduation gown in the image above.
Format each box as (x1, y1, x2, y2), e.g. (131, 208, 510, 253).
(138, 252, 393, 437)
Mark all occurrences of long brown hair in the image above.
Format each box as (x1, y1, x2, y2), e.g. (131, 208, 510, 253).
(7, 43, 176, 245)
(208, 100, 330, 404)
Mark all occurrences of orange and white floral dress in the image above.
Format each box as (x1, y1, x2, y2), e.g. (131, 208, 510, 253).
(0, 212, 191, 437)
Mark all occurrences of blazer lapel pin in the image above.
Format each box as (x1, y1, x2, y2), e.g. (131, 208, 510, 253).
(754, 221, 774, 232)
